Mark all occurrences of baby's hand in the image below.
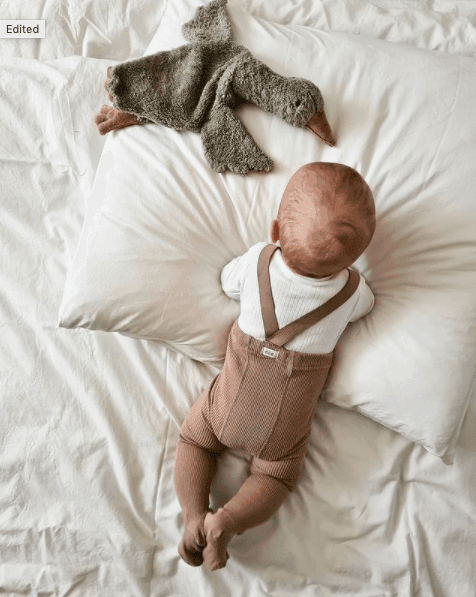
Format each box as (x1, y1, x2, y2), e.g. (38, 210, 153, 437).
(94, 105, 140, 135)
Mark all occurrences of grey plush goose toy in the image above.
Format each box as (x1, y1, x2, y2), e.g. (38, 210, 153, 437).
(95, 0, 335, 175)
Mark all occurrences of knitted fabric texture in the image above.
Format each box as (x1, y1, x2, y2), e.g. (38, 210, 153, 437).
(179, 321, 333, 490)
(106, 0, 330, 174)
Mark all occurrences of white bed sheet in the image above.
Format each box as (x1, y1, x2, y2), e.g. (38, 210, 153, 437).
(1, 1, 476, 596)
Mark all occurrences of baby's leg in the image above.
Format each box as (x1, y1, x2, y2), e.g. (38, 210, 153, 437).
(174, 440, 221, 566)
(202, 472, 289, 571)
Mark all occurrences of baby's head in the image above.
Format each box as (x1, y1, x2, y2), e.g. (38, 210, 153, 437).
(271, 162, 375, 278)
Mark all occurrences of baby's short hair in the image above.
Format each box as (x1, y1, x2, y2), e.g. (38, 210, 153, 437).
(278, 162, 375, 278)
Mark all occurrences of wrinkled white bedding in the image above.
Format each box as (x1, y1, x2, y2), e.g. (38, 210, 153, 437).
(1, 1, 476, 596)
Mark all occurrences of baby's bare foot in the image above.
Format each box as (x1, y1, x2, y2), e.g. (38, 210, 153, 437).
(202, 510, 235, 571)
(178, 511, 208, 567)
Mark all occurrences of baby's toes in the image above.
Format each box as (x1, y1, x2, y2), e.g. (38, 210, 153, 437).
(202, 546, 229, 571)
(202, 511, 234, 571)
(178, 536, 204, 567)
(177, 512, 211, 567)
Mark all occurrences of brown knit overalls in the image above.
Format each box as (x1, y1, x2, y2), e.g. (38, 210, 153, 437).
(179, 244, 360, 491)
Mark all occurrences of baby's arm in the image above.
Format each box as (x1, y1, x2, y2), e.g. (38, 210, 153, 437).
(348, 274, 375, 322)
(220, 242, 268, 300)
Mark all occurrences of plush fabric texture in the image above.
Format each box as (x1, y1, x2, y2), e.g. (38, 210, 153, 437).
(104, 0, 329, 174)
(59, 0, 476, 459)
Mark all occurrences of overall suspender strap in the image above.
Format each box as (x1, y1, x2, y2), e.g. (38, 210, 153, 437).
(257, 244, 280, 338)
(268, 268, 360, 346)
(257, 244, 361, 347)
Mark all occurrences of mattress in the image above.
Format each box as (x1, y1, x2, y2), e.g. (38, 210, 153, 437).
(1, 1, 476, 595)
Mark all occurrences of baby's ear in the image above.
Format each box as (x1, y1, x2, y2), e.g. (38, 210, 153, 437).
(182, 0, 233, 43)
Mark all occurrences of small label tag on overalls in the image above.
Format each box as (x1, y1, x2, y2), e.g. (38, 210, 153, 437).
(262, 346, 279, 359)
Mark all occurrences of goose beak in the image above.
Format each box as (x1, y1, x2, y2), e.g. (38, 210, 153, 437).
(305, 110, 336, 146)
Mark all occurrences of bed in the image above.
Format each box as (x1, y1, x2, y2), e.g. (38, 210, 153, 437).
(2, 0, 476, 595)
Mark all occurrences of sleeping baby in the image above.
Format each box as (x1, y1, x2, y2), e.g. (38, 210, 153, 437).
(174, 161, 376, 571)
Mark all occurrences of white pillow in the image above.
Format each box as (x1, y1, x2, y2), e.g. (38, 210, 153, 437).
(59, 0, 476, 459)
